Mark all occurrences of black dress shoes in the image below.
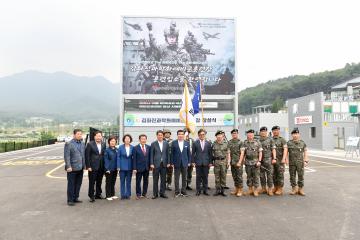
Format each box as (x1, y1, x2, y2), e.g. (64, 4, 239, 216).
(196, 191, 201, 196)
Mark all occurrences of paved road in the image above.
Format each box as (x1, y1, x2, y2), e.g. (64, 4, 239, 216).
(1, 143, 359, 240)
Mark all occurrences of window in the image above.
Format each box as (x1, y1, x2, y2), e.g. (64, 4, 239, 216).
(255, 117, 258, 123)
(310, 127, 316, 138)
(249, 118, 252, 124)
(293, 104, 298, 114)
(309, 100, 315, 111)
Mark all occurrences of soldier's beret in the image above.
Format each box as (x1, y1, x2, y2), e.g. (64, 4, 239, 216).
(163, 129, 171, 134)
(291, 128, 300, 134)
(271, 125, 280, 131)
(246, 129, 255, 134)
(259, 126, 267, 132)
(231, 129, 238, 134)
(215, 130, 224, 136)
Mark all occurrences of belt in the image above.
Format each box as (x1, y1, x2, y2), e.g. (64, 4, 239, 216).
(214, 157, 225, 161)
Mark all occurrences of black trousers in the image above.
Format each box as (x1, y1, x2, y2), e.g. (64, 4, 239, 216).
(196, 165, 209, 192)
(153, 165, 167, 196)
(105, 170, 117, 198)
(174, 166, 188, 194)
(187, 165, 193, 185)
(136, 170, 149, 196)
(67, 170, 83, 203)
(88, 169, 104, 198)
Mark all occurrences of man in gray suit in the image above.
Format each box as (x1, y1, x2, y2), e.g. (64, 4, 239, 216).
(64, 129, 86, 206)
(150, 130, 170, 199)
(192, 129, 213, 196)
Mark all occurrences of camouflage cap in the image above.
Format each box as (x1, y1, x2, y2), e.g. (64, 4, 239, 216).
(163, 129, 171, 134)
(259, 126, 267, 132)
(230, 129, 239, 134)
(271, 125, 280, 131)
(215, 130, 224, 136)
(246, 129, 255, 134)
(291, 128, 300, 134)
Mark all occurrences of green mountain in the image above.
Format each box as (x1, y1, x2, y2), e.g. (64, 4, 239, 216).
(238, 62, 360, 114)
(0, 71, 119, 121)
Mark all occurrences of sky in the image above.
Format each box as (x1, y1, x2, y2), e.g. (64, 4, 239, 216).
(0, 0, 359, 91)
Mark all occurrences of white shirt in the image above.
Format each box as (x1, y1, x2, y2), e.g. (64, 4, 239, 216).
(200, 140, 205, 151)
(178, 140, 184, 152)
(125, 146, 130, 157)
(96, 142, 102, 154)
(158, 141, 163, 152)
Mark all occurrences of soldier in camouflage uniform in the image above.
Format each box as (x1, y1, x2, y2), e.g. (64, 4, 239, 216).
(271, 126, 288, 195)
(258, 126, 276, 196)
(212, 130, 230, 197)
(222, 131, 230, 190)
(287, 128, 308, 196)
(228, 129, 244, 197)
(164, 129, 173, 191)
(239, 129, 263, 197)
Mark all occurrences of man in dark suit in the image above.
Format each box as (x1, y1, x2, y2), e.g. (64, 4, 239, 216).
(64, 129, 86, 206)
(192, 129, 213, 196)
(85, 131, 106, 202)
(150, 130, 170, 199)
(133, 134, 151, 199)
(171, 129, 191, 197)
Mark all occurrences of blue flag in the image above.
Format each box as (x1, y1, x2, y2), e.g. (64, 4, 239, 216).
(192, 81, 201, 115)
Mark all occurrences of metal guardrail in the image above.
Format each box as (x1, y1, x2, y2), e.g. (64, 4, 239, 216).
(0, 139, 57, 153)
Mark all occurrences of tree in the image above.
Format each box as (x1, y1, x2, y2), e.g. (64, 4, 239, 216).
(271, 96, 284, 113)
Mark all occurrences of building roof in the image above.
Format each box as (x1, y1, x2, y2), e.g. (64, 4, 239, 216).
(331, 76, 360, 90)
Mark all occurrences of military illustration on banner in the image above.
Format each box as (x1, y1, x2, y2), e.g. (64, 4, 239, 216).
(122, 16, 235, 95)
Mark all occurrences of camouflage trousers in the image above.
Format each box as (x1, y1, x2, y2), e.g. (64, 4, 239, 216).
(214, 160, 227, 189)
(273, 161, 285, 187)
(187, 165, 193, 185)
(260, 161, 274, 188)
(245, 165, 260, 188)
(166, 166, 173, 185)
(231, 164, 243, 188)
(289, 161, 304, 188)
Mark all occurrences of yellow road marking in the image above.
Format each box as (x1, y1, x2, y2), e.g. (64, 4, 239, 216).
(45, 163, 65, 179)
(2, 160, 64, 166)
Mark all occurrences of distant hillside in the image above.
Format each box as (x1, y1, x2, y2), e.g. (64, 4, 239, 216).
(238, 62, 360, 114)
(0, 71, 119, 120)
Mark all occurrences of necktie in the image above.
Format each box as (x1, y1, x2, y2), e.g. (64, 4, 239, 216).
(142, 145, 146, 155)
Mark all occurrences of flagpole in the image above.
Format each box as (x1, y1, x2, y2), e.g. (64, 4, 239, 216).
(200, 80, 205, 130)
(184, 80, 189, 131)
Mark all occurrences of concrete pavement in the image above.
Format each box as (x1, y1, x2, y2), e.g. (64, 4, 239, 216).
(1, 144, 360, 240)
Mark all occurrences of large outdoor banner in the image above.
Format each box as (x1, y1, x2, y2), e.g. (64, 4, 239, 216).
(122, 17, 235, 95)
